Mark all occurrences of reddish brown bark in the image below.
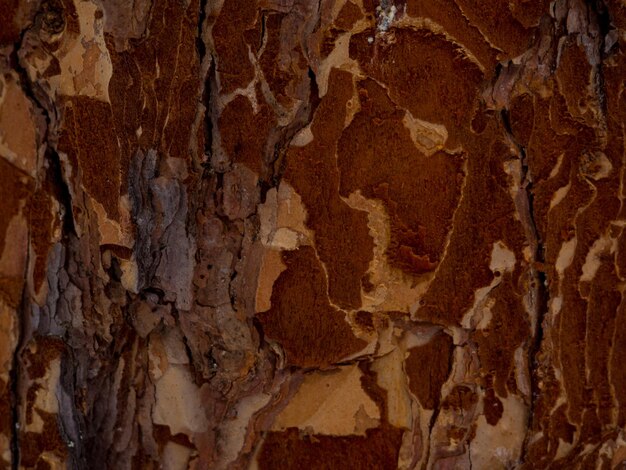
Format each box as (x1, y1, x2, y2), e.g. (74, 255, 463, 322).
(1, 0, 626, 468)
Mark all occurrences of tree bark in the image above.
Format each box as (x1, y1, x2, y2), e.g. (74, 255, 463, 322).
(1, 0, 626, 468)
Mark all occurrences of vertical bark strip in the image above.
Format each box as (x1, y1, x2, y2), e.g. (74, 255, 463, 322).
(1, 0, 626, 468)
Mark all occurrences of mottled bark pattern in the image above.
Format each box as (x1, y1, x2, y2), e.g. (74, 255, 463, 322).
(0, 0, 626, 468)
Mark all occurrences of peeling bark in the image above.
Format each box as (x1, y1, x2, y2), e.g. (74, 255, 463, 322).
(1, 0, 626, 468)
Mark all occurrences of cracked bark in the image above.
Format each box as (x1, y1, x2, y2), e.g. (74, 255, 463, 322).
(1, 0, 626, 469)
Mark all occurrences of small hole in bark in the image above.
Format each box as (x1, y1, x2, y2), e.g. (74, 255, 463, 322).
(38, 0, 66, 34)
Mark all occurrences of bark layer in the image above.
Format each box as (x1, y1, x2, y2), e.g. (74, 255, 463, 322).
(1, 0, 626, 468)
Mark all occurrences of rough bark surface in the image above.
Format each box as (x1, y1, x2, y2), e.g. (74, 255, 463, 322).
(1, 0, 626, 468)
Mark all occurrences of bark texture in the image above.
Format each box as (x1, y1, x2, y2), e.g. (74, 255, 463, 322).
(1, 0, 626, 468)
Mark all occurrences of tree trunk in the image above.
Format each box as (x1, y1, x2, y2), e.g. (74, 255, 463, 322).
(1, 0, 625, 468)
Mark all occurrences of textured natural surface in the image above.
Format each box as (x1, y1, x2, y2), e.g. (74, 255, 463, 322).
(1, 0, 626, 468)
